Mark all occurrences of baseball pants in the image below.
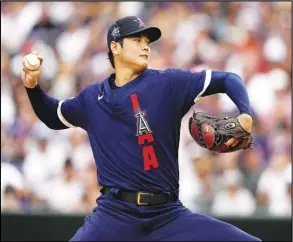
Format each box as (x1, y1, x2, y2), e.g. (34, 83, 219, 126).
(70, 194, 261, 241)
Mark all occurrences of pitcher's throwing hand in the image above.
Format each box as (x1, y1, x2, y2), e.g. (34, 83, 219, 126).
(22, 51, 43, 89)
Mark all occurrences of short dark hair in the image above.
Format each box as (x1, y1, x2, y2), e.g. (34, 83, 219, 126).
(108, 38, 124, 69)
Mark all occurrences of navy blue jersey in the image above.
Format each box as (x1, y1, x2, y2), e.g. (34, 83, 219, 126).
(57, 68, 211, 193)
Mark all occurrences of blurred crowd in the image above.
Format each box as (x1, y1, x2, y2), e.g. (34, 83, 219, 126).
(1, 2, 291, 217)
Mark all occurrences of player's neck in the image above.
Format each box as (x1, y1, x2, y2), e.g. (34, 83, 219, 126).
(114, 67, 141, 87)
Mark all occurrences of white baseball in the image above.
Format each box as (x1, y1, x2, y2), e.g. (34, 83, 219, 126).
(24, 54, 41, 71)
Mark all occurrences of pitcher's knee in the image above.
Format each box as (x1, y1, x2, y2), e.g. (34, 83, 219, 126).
(222, 223, 261, 241)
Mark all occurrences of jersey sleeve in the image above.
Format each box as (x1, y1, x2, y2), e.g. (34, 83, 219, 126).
(57, 91, 88, 130)
(167, 68, 212, 116)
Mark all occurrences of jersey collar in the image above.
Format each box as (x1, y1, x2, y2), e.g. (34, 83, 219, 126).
(104, 68, 150, 95)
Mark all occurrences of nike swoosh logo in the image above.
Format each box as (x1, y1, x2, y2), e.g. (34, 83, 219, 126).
(98, 95, 104, 100)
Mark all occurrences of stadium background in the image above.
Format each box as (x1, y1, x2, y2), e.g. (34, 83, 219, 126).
(1, 2, 291, 241)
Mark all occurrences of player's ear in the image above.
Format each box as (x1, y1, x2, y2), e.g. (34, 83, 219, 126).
(110, 41, 120, 56)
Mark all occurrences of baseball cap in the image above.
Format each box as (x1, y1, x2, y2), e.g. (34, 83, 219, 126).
(107, 16, 161, 49)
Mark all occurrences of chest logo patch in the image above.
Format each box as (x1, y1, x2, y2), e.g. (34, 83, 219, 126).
(130, 93, 159, 171)
(135, 110, 152, 136)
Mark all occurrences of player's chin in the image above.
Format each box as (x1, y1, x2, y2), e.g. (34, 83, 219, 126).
(134, 60, 148, 71)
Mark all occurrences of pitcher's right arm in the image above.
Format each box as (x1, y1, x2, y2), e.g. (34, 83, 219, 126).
(22, 52, 87, 130)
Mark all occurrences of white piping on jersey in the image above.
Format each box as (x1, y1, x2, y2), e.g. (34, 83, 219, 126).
(57, 100, 76, 128)
(194, 70, 212, 103)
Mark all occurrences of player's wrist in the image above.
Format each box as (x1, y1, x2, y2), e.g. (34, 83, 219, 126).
(24, 82, 38, 89)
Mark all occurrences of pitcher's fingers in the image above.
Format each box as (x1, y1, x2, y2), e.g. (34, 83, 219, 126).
(23, 67, 34, 74)
(23, 67, 30, 73)
(23, 67, 41, 74)
(34, 69, 41, 76)
(31, 50, 39, 55)
(225, 138, 236, 146)
(231, 140, 240, 147)
(22, 69, 32, 80)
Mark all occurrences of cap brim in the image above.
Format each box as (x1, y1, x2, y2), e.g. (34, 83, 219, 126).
(123, 27, 162, 43)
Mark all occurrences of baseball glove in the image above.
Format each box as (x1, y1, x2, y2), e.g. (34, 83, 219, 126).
(189, 112, 253, 153)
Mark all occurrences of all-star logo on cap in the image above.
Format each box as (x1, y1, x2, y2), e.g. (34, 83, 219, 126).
(134, 17, 145, 28)
(111, 26, 120, 40)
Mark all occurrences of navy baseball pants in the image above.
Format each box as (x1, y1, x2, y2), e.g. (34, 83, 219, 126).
(70, 194, 261, 241)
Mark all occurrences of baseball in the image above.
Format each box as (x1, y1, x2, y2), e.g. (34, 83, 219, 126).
(24, 53, 41, 71)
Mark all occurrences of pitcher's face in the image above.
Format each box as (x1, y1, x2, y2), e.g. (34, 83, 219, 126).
(113, 34, 151, 71)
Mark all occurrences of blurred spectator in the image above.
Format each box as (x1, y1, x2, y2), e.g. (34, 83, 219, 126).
(1, 185, 22, 212)
(49, 63, 77, 100)
(239, 149, 264, 197)
(68, 129, 93, 172)
(256, 153, 291, 217)
(192, 156, 218, 214)
(46, 159, 85, 213)
(212, 168, 256, 217)
(75, 162, 101, 214)
(22, 123, 54, 200)
(56, 18, 91, 66)
(1, 51, 16, 128)
(285, 163, 292, 215)
(28, 4, 64, 47)
(1, 2, 42, 54)
(1, 161, 24, 208)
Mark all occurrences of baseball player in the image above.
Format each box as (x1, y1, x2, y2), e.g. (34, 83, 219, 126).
(22, 16, 261, 241)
